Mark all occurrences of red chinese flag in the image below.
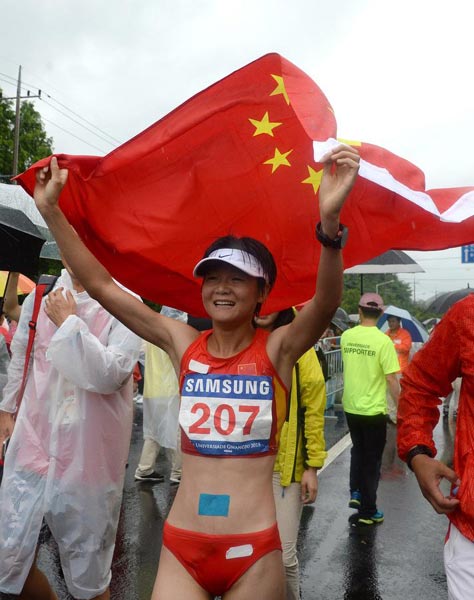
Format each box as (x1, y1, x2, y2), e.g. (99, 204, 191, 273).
(17, 53, 474, 316)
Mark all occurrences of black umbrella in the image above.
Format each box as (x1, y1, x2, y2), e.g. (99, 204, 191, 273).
(427, 287, 474, 314)
(344, 250, 424, 293)
(0, 204, 46, 279)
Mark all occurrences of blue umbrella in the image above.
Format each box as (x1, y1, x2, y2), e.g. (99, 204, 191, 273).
(378, 305, 429, 343)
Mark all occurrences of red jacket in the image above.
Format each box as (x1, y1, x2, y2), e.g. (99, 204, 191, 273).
(398, 295, 474, 541)
(386, 327, 412, 371)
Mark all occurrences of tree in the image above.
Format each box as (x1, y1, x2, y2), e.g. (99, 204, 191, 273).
(0, 88, 53, 183)
(341, 273, 413, 314)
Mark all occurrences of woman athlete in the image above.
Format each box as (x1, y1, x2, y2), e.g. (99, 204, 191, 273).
(33, 144, 359, 600)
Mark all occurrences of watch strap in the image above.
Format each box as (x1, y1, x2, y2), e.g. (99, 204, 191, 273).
(315, 222, 348, 249)
(406, 445, 434, 471)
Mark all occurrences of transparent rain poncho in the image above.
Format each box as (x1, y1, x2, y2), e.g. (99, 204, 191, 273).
(0, 336, 9, 400)
(0, 270, 141, 599)
(141, 305, 186, 449)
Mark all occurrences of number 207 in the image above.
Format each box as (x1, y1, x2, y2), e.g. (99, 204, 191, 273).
(189, 403, 259, 436)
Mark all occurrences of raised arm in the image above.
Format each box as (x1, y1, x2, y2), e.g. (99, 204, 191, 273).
(269, 145, 359, 370)
(33, 158, 197, 369)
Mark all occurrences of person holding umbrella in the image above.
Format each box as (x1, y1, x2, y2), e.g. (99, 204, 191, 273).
(29, 144, 359, 600)
(385, 314, 412, 372)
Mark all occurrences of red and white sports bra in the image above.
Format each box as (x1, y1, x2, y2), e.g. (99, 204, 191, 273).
(179, 329, 288, 458)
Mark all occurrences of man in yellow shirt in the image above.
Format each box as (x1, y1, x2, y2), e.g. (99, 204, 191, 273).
(341, 293, 400, 526)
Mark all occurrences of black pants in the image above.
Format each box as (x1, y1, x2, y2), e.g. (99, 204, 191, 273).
(345, 412, 387, 518)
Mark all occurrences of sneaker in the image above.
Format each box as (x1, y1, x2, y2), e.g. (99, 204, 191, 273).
(134, 471, 164, 482)
(348, 491, 361, 509)
(370, 510, 384, 523)
(349, 510, 384, 527)
(169, 474, 181, 485)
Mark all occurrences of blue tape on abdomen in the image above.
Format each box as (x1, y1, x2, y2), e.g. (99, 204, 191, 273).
(198, 493, 230, 517)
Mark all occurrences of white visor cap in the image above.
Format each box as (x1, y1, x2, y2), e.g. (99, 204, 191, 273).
(193, 248, 268, 282)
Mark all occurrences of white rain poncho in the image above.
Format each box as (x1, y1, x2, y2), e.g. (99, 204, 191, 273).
(0, 336, 9, 400)
(142, 306, 185, 449)
(0, 270, 141, 599)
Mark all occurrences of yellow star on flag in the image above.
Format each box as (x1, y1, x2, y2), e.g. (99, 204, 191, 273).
(270, 74, 290, 105)
(302, 166, 323, 194)
(264, 148, 293, 173)
(249, 112, 282, 137)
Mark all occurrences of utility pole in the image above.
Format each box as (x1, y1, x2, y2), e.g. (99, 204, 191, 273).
(5, 65, 42, 179)
(12, 65, 22, 178)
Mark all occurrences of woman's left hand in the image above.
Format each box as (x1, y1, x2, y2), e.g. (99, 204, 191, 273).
(300, 467, 318, 504)
(318, 145, 360, 235)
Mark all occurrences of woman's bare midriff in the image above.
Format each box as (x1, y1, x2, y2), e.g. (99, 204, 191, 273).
(167, 452, 277, 534)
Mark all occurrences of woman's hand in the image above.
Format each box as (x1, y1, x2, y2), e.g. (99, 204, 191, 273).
(300, 467, 318, 504)
(34, 157, 69, 215)
(318, 145, 360, 236)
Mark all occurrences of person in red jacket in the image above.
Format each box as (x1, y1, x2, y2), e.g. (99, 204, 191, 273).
(397, 295, 474, 600)
(385, 315, 412, 372)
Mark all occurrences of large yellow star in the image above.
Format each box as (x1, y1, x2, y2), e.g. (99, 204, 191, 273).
(249, 112, 282, 137)
(264, 148, 293, 173)
(302, 166, 323, 194)
(270, 74, 290, 105)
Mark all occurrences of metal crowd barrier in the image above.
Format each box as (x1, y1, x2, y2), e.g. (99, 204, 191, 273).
(317, 336, 343, 410)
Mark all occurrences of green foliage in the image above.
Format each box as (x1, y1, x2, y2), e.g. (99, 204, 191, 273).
(341, 273, 435, 322)
(0, 88, 53, 182)
(38, 258, 63, 278)
(342, 274, 413, 314)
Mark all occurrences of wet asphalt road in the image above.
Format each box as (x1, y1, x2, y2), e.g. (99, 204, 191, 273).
(7, 404, 453, 600)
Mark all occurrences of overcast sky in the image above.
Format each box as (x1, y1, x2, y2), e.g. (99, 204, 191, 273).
(1, 0, 473, 301)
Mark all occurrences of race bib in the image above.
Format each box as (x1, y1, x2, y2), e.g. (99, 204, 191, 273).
(180, 373, 273, 456)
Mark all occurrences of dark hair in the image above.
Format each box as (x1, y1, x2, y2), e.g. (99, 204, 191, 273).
(360, 306, 383, 319)
(271, 307, 295, 330)
(202, 235, 277, 293)
(387, 315, 401, 323)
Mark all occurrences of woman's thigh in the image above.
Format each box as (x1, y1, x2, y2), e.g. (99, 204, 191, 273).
(151, 546, 211, 600)
(224, 549, 285, 600)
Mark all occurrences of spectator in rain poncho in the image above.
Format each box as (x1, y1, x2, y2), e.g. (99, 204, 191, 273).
(0, 264, 141, 600)
(0, 335, 10, 484)
(134, 306, 187, 484)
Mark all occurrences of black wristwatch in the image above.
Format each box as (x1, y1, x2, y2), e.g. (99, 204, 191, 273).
(406, 445, 434, 471)
(315, 222, 348, 249)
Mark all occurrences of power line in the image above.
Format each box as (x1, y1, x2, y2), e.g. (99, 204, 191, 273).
(409, 256, 470, 262)
(0, 71, 34, 97)
(41, 117, 108, 153)
(43, 94, 121, 145)
(40, 97, 116, 148)
(409, 277, 473, 282)
(1, 68, 120, 148)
